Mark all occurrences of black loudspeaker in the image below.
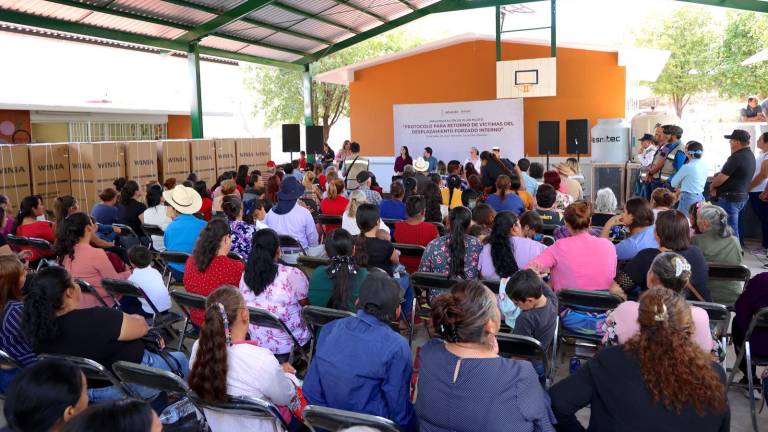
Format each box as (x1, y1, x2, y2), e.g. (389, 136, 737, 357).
(306, 126, 325, 154)
(537, 121, 560, 155)
(282, 124, 300, 153)
(566, 119, 589, 154)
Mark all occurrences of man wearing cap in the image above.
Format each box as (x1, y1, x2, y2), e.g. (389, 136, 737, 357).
(303, 272, 417, 431)
(356, 170, 382, 205)
(646, 124, 687, 193)
(413, 157, 432, 193)
(710, 129, 756, 239)
(636, 133, 658, 198)
(341, 141, 369, 191)
(264, 176, 324, 262)
(163, 185, 206, 279)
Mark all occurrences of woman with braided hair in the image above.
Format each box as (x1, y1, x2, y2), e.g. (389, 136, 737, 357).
(552, 287, 729, 432)
(415, 280, 555, 431)
(189, 285, 297, 432)
(308, 229, 368, 311)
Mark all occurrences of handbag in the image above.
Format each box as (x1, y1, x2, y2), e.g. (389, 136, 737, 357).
(142, 329, 184, 377)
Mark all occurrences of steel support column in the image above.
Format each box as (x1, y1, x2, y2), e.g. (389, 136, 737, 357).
(303, 64, 313, 128)
(188, 42, 204, 138)
(550, 0, 556, 57)
(495, 5, 502, 62)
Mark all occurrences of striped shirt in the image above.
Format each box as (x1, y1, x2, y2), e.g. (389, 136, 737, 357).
(1, 301, 36, 366)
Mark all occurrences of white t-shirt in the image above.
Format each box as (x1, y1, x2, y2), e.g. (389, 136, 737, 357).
(751, 152, 768, 193)
(127, 266, 171, 314)
(189, 341, 296, 432)
(341, 214, 390, 236)
(142, 205, 173, 252)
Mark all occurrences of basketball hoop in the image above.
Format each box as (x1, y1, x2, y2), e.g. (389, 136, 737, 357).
(515, 84, 532, 94)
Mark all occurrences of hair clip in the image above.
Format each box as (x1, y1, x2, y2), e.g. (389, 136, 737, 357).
(215, 302, 232, 346)
(654, 303, 669, 322)
(674, 257, 691, 277)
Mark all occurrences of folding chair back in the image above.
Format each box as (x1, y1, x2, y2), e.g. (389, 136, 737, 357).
(190, 394, 289, 431)
(726, 307, 768, 432)
(430, 222, 447, 236)
(26, 237, 55, 270)
(0, 349, 19, 369)
(102, 277, 155, 308)
(392, 243, 426, 274)
(170, 290, 207, 351)
(112, 361, 190, 396)
(541, 224, 558, 236)
(297, 255, 330, 274)
(38, 354, 135, 397)
(227, 251, 244, 263)
(248, 307, 308, 361)
(75, 278, 114, 309)
(483, 280, 501, 294)
(689, 300, 730, 367)
(5, 235, 30, 250)
(557, 289, 623, 346)
(318, 214, 342, 232)
(112, 223, 138, 238)
(301, 306, 355, 361)
(141, 224, 165, 238)
(382, 219, 399, 232)
(279, 235, 306, 255)
(496, 333, 550, 386)
(541, 235, 556, 246)
(303, 405, 403, 432)
(160, 251, 191, 266)
(411, 272, 457, 302)
(708, 262, 751, 284)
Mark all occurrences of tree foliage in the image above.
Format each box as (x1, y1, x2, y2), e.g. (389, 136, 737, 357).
(244, 31, 423, 140)
(635, 7, 721, 118)
(717, 11, 768, 99)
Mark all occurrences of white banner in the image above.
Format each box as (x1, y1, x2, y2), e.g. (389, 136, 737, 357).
(393, 99, 524, 164)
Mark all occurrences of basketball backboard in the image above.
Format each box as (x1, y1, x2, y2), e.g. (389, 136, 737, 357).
(496, 57, 557, 99)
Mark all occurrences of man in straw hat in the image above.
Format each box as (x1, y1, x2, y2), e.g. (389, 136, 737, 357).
(555, 162, 583, 201)
(162, 184, 206, 279)
(264, 176, 325, 262)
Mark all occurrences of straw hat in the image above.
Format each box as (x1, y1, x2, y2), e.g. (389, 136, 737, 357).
(163, 185, 202, 215)
(413, 157, 429, 173)
(556, 162, 575, 177)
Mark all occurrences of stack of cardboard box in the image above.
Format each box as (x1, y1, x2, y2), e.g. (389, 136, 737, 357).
(68, 142, 125, 211)
(189, 139, 216, 186)
(158, 140, 191, 184)
(236, 138, 271, 173)
(0, 145, 31, 207)
(125, 141, 159, 188)
(28, 143, 71, 210)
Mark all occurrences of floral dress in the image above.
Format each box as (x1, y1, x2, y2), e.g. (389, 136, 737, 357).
(239, 264, 310, 355)
(555, 191, 574, 211)
(418, 235, 483, 280)
(229, 220, 257, 260)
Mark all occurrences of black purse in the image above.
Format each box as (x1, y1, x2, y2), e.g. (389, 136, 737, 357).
(141, 328, 184, 377)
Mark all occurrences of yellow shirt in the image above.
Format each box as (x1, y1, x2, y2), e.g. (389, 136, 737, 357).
(441, 188, 464, 209)
(517, 191, 534, 210)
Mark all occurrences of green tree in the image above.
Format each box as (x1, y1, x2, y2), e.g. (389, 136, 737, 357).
(244, 31, 423, 141)
(635, 7, 721, 118)
(717, 11, 768, 99)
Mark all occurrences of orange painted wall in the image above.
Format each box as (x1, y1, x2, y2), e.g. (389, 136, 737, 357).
(167, 115, 192, 139)
(349, 40, 625, 157)
(0, 110, 32, 144)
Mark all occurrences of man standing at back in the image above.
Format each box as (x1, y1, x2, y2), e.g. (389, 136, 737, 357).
(303, 272, 417, 431)
(341, 141, 369, 191)
(646, 125, 687, 194)
(710, 129, 756, 240)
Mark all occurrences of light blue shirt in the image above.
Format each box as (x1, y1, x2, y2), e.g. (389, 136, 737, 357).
(614, 225, 659, 261)
(425, 156, 438, 172)
(163, 214, 207, 272)
(522, 172, 539, 196)
(670, 158, 707, 194)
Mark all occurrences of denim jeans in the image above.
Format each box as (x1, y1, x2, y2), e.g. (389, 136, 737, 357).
(749, 192, 768, 248)
(677, 192, 704, 219)
(88, 350, 189, 402)
(717, 198, 748, 240)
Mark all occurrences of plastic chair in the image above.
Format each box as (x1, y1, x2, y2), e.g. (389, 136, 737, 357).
(689, 300, 731, 367)
(303, 405, 404, 432)
(726, 307, 768, 432)
(278, 235, 307, 255)
(248, 306, 309, 362)
(102, 278, 183, 336)
(75, 278, 115, 309)
(301, 306, 355, 362)
(189, 394, 289, 432)
(169, 290, 207, 352)
(496, 333, 552, 387)
(38, 354, 136, 398)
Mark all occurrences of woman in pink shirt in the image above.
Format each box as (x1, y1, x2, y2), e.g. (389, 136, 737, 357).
(526, 201, 616, 291)
(56, 212, 130, 309)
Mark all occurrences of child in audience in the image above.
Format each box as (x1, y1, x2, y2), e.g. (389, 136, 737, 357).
(507, 269, 558, 349)
(127, 245, 171, 316)
(519, 210, 544, 242)
(534, 184, 563, 226)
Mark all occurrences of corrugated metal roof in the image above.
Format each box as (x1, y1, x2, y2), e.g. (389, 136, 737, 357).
(199, 34, 248, 51)
(260, 30, 324, 52)
(112, 0, 216, 26)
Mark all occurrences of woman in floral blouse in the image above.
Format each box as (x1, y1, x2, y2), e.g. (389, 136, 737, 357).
(221, 195, 257, 260)
(418, 206, 483, 280)
(240, 228, 310, 362)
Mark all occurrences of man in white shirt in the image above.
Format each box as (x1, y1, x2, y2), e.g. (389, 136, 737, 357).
(637, 133, 658, 200)
(463, 147, 482, 174)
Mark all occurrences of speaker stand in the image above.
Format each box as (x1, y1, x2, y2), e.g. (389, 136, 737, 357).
(546, 152, 550, 170)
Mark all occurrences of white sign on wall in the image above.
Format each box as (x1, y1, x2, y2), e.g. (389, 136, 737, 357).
(393, 99, 524, 163)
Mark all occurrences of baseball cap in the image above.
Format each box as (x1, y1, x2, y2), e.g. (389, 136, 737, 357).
(356, 170, 372, 183)
(357, 271, 404, 316)
(724, 129, 751, 143)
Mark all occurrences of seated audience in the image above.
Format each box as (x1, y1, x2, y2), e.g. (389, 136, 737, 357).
(320, 179, 348, 218)
(423, 182, 445, 223)
(544, 170, 573, 211)
(55, 196, 121, 254)
(416, 281, 555, 431)
(14, 195, 55, 262)
(183, 219, 244, 326)
(141, 184, 173, 252)
(301, 171, 323, 210)
(534, 184, 563, 226)
(733, 272, 768, 397)
(507, 269, 558, 348)
(0, 194, 13, 236)
(0, 255, 34, 390)
(127, 245, 171, 316)
(189, 285, 296, 431)
(354, 204, 399, 277)
(602, 197, 657, 261)
(61, 399, 161, 432)
(651, 187, 676, 219)
(394, 196, 440, 273)
(264, 176, 324, 261)
(240, 229, 310, 362)
(611, 210, 710, 301)
(603, 252, 713, 353)
(461, 174, 483, 209)
(342, 191, 388, 236)
(592, 187, 618, 227)
(212, 179, 239, 214)
(380, 181, 407, 220)
(266, 175, 281, 204)
(485, 175, 525, 214)
(194, 180, 213, 221)
(163, 185, 206, 277)
(116, 180, 147, 239)
(556, 162, 584, 201)
(478, 211, 547, 280)
(23, 267, 188, 402)
(441, 175, 464, 210)
(56, 213, 130, 309)
(304, 272, 417, 432)
(550, 288, 729, 432)
(222, 195, 256, 260)
(418, 206, 483, 280)
(692, 205, 743, 305)
(527, 201, 617, 292)
(309, 229, 368, 311)
(355, 171, 382, 205)
(518, 158, 540, 197)
(91, 188, 119, 226)
(4, 359, 88, 432)
(244, 198, 270, 230)
(471, 203, 496, 231)
(468, 224, 491, 243)
(520, 210, 545, 242)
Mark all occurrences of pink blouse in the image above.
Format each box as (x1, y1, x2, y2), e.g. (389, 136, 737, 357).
(63, 243, 131, 309)
(525, 232, 617, 292)
(239, 264, 310, 355)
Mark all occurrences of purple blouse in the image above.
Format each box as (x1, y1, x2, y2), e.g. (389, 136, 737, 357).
(394, 156, 413, 174)
(478, 236, 548, 280)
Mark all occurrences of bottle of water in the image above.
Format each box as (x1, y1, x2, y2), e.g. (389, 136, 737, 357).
(160, 397, 198, 425)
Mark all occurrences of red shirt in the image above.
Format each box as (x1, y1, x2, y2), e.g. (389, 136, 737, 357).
(199, 197, 213, 221)
(393, 221, 439, 273)
(320, 196, 348, 233)
(318, 174, 327, 191)
(299, 157, 307, 170)
(16, 221, 56, 262)
(183, 255, 244, 325)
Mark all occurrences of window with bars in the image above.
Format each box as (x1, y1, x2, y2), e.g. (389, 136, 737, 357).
(68, 122, 167, 142)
